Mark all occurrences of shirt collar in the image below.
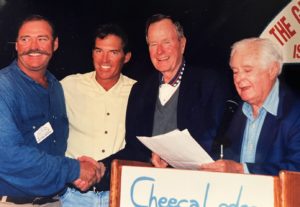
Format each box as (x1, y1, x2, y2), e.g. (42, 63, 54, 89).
(91, 71, 124, 93)
(262, 78, 279, 116)
(159, 60, 186, 87)
(12, 59, 54, 85)
(242, 79, 279, 118)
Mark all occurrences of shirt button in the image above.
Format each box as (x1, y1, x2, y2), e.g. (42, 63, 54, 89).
(101, 149, 105, 153)
(106, 112, 110, 116)
(104, 131, 108, 134)
(32, 126, 36, 129)
(53, 140, 56, 143)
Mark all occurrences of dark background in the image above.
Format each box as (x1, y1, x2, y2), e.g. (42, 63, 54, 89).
(0, 0, 299, 93)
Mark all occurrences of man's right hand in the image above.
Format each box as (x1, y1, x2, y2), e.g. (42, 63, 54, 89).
(72, 156, 104, 191)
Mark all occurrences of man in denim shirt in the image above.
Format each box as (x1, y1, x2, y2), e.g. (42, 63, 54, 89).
(0, 15, 103, 206)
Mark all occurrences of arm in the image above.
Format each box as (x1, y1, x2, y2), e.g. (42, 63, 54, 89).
(202, 98, 300, 176)
(200, 159, 244, 173)
(247, 115, 300, 175)
(183, 68, 235, 155)
(0, 97, 79, 196)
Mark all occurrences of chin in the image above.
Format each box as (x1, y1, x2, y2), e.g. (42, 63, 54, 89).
(156, 66, 170, 72)
(240, 94, 250, 101)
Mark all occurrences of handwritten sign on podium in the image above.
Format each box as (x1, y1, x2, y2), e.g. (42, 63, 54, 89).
(116, 165, 274, 207)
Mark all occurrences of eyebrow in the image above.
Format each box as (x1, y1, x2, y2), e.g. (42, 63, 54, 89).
(18, 34, 50, 38)
(94, 47, 121, 51)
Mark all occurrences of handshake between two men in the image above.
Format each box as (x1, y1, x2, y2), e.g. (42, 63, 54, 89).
(73, 156, 106, 191)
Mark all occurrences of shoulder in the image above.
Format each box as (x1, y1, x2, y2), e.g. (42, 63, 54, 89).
(185, 65, 225, 81)
(280, 84, 300, 113)
(182, 65, 230, 90)
(61, 71, 94, 88)
(0, 61, 17, 77)
(120, 74, 137, 86)
(276, 84, 300, 130)
(60, 72, 96, 98)
(182, 65, 236, 100)
(0, 64, 19, 91)
(132, 72, 158, 90)
(128, 72, 159, 101)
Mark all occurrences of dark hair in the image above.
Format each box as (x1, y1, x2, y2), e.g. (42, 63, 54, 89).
(145, 13, 184, 40)
(16, 14, 57, 39)
(93, 24, 130, 53)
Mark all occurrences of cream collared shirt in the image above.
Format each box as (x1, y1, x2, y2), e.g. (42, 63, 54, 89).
(61, 71, 136, 160)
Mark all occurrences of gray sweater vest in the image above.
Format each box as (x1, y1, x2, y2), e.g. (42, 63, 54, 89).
(152, 87, 179, 136)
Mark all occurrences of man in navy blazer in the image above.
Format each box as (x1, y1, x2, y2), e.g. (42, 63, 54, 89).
(201, 37, 300, 175)
(98, 13, 231, 189)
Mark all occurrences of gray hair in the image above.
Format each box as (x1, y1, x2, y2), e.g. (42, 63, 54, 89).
(230, 38, 283, 75)
(145, 14, 185, 43)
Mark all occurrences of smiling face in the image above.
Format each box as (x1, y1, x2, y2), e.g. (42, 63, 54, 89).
(147, 19, 186, 83)
(230, 46, 278, 111)
(93, 34, 131, 90)
(15, 20, 58, 74)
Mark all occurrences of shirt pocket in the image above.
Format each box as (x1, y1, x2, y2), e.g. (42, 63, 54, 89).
(18, 114, 47, 146)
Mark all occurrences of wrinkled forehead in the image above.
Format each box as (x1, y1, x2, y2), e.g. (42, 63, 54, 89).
(18, 20, 53, 38)
(148, 19, 179, 37)
(231, 44, 261, 60)
(230, 48, 262, 69)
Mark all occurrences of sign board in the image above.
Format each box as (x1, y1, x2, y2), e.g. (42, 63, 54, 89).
(119, 166, 274, 207)
(260, 0, 300, 63)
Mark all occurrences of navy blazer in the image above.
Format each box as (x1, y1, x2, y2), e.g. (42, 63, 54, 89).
(224, 83, 300, 175)
(98, 65, 232, 190)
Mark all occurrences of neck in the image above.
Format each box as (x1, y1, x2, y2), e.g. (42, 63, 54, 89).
(251, 81, 276, 118)
(251, 105, 261, 118)
(29, 72, 48, 88)
(18, 64, 48, 88)
(96, 77, 119, 91)
(162, 69, 179, 83)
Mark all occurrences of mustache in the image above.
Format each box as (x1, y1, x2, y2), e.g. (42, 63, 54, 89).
(20, 49, 51, 56)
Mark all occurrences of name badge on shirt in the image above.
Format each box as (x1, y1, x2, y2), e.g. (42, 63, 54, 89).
(34, 122, 54, 144)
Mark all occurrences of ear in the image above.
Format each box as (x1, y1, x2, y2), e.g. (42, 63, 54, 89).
(124, 51, 132, 64)
(269, 62, 280, 80)
(53, 37, 59, 52)
(180, 36, 187, 54)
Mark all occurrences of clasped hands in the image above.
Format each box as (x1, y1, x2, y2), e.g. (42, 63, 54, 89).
(151, 152, 244, 173)
(72, 156, 106, 191)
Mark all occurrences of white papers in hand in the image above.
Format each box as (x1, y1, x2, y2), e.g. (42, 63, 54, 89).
(137, 129, 214, 170)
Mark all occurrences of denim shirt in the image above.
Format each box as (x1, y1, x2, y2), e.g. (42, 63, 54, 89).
(0, 61, 79, 197)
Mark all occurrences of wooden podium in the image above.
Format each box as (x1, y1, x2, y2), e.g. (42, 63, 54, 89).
(279, 170, 300, 206)
(109, 159, 300, 207)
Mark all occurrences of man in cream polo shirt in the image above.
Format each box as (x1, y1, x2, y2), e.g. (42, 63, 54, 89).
(60, 24, 136, 207)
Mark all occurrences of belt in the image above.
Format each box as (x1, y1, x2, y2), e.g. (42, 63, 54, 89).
(0, 196, 58, 205)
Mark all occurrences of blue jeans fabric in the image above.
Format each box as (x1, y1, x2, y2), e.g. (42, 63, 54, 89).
(60, 188, 109, 207)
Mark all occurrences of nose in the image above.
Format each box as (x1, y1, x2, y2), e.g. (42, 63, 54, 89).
(30, 38, 38, 50)
(234, 71, 244, 84)
(156, 44, 164, 55)
(102, 52, 110, 62)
